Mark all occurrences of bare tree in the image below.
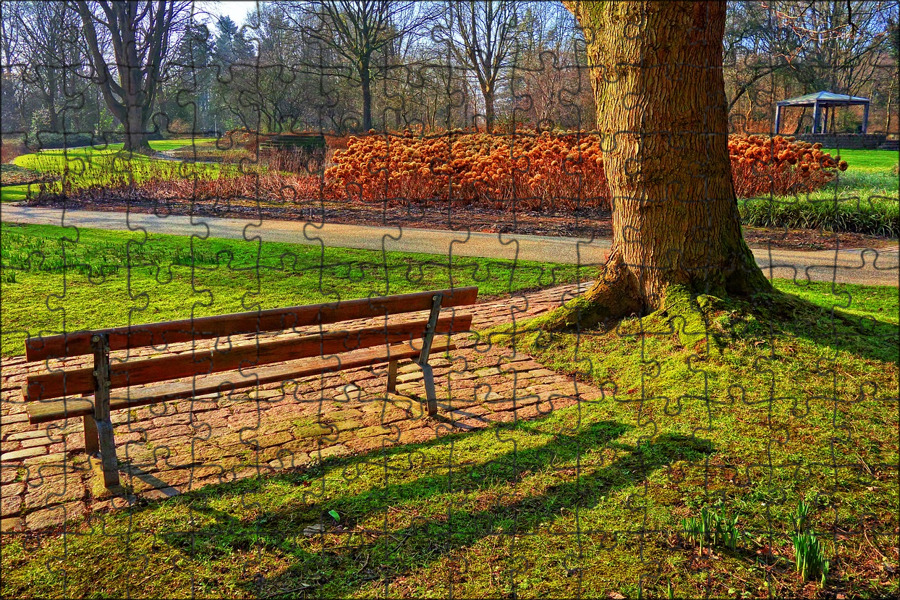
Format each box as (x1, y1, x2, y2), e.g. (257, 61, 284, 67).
(724, 2, 793, 116)
(509, 2, 592, 129)
(1, 1, 24, 74)
(72, 0, 192, 151)
(721, 1, 895, 132)
(1, 1, 25, 133)
(13, 2, 84, 134)
(767, 0, 893, 96)
(436, 0, 520, 131)
(284, 1, 437, 132)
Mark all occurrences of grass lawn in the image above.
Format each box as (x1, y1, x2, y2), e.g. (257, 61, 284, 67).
(0, 223, 579, 357)
(1, 275, 896, 598)
(823, 149, 899, 173)
(740, 150, 899, 237)
(0, 138, 220, 202)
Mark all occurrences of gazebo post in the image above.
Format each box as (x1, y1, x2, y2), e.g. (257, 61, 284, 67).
(862, 102, 869, 134)
(774, 105, 782, 134)
(812, 101, 820, 134)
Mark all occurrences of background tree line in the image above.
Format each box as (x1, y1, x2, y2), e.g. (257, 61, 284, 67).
(1, 0, 896, 150)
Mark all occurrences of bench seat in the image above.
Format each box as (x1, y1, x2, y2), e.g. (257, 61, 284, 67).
(27, 339, 454, 424)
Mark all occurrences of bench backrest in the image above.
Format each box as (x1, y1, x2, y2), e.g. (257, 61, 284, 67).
(24, 287, 476, 402)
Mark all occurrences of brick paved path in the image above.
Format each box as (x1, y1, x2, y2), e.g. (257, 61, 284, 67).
(1, 283, 601, 532)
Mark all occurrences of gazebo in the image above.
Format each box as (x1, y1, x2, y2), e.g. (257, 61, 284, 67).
(774, 91, 870, 135)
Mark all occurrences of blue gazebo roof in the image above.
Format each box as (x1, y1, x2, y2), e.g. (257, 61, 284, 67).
(776, 91, 870, 107)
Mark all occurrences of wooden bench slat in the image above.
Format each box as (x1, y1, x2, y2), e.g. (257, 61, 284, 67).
(26, 315, 471, 402)
(26, 287, 477, 361)
(27, 339, 455, 424)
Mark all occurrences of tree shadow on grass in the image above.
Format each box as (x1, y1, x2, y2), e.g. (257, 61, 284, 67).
(737, 290, 898, 365)
(155, 420, 714, 598)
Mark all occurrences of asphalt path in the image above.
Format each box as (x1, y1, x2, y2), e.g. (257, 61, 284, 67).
(3, 204, 897, 287)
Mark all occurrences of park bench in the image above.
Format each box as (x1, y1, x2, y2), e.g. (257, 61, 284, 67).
(258, 132, 327, 153)
(258, 132, 327, 172)
(22, 287, 477, 489)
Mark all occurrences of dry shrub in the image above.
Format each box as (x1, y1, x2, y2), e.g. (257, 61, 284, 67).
(328, 131, 844, 209)
(1, 139, 27, 164)
(258, 147, 326, 175)
(729, 135, 846, 198)
(326, 130, 608, 211)
(36, 131, 845, 213)
(144, 173, 322, 204)
(222, 128, 262, 153)
(168, 119, 194, 135)
(323, 134, 351, 151)
(58, 171, 323, 209)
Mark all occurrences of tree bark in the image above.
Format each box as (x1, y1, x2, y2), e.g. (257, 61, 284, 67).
(886, 83, 894, 135)
(557, 0, 770, 326)
(123, 104, 150, 152)
(482, 86, 495, 132)
(360, 62, 373, 132)
(792, 107, 807, 135)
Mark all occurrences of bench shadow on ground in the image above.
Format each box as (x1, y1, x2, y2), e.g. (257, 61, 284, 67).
(126, 417, 715, 598)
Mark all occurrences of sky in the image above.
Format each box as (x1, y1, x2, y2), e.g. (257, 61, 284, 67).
(196, 1, 258, 27)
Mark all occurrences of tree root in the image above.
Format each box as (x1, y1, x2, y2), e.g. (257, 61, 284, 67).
(536, 251, 643, 332)
(488, 242, 774, 352)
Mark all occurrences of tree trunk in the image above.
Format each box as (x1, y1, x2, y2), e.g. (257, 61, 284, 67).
(792, 108, 807, 135)
(73, 0, 171, 155)
(122, 104, 150, 152)
(482, 86, 495, 132)
(557, 1, 770, 326)
(360, 63, 373, 132)
(886, 85, 894, 135)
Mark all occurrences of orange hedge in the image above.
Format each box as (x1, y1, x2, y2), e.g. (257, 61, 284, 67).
(327, 132, 846, 209)
(326, 130, 607, 211)
(729, 135, 846, 198)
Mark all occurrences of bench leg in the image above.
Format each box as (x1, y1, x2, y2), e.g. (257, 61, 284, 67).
(386, 360, 399, 395)
(83, 414, 99, 455)
(95, 418, 120, 488)
(419, 363, 438, 416)
(90, 334, 119, 489)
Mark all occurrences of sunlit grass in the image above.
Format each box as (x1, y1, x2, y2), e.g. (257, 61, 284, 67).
(0, 223, 578, 356)
(1, 138, 224, 202)
(1, 276, 896, 599)
(823, 148, 899, 173)
(739, 157, 899, 236)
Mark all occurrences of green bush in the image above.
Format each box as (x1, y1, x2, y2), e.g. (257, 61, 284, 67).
(739, 195, 899, 237)
(26, 132, 105, 150)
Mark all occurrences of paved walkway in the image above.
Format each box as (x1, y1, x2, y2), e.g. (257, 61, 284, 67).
(1, 282, 599, 533)
(3, 205, 897, 286)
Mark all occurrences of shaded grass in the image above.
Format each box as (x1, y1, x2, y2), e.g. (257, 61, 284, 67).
(0, 223, 577, 357)
(0, 163, 51, 186)
(1, 278, 896, 599)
